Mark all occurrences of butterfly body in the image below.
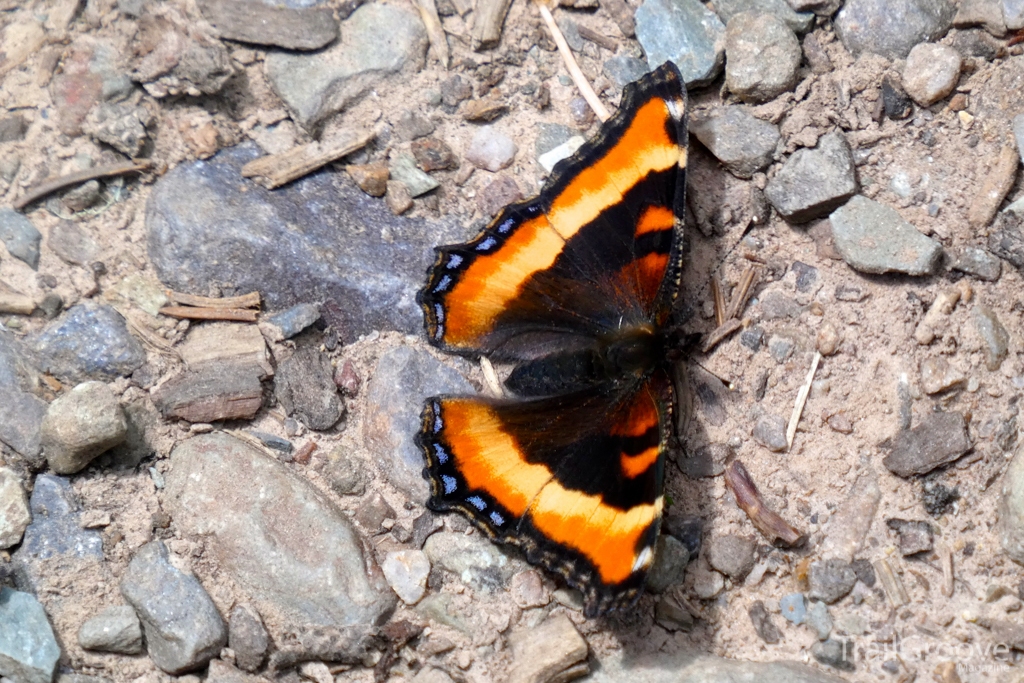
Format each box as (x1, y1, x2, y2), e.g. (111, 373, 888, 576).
(416, 62, 688, 617)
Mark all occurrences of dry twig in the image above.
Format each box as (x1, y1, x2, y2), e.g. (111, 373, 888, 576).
(166, 290, 261, 309)
(158, 305, 259, 322)
(786, 351, 821, 451)
(13, 160, 153, 210)
(532, 0, 609, 122)
(725, 460, 806, 547)
(241, 129, 377, 189)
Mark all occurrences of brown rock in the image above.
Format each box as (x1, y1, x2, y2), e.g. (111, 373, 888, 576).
(477, 174, 522, 217)
(462, 97, 508, 122)
(411, 137, 457, 171)
(507, 614, 589, 683)
(386, 180, 413, 214)
(274, 346, 343, 430)
(152, 361, 264, 422)
(346, 163, 389, 197)
(968, 143, 1019, 229)
(881, 411, 971, 477)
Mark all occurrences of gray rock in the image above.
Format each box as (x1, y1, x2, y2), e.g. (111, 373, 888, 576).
(363, 345, 472, 499)
(886, 518, 934, 555)
(534, 123, 575, 158)
(591, 647, 849, 682)
(31, 303, 146, 383)
(275, 347, 343, 430)
(16, 474, 103, 563)
(999, 442, 1024, 564)
(989, 212, 1024, 276)
(748, 600, 780, 643)
(81, 102, 153, 157)
(830, 196, 943, 275)
(953, 0, 1008, 35)
(0, 114, 27, 143)
(973, 305, 1009, 371)
(120, 540, 227, 674)
(0, 468, 30, 550)
(902, 42, 962, 106)
(805, 600, 833, 640)
(740, 327, 764, 350)
(77, 605, 143, 654)
(0, 332, 47, 463)
(689, 107, 779, 178)
(40, 381, 128, 475)
(768, 334, 796, 362)
(835, 0, 956, 59)
(265, 4, 427, 127)
(389, 153, 439, 197)
(881, 76, 913, 119)
(324, 445, 368, 496)
(423, 531, 516, 592)
(765, 131, 857, 223)
(394, 110, 436, 141)
(811, 638, 855, 671)
(788, 0, 841, 15)
(780, 592, 806, 624)
(645, 535, 690, 593)
(712, 0, 814, 31)
(163, 433, 396, 634)
(354, 491, 395, 534)
(654, 593, 695, 631)
(602, 56, 650, 90)
(48, 220, 100, 266)
(952, 247, 1001, 281)
(807, 559, 857, 604)
(0, 588, 61, 683)
(131, 7, 234, 98)
(228, 604, 269, 673)
(1008, 0, 1024, 29)
(260, 302, 321, 341)
(635, 0, 726, 87)
(882, 411, 971, 476)
(197, 0, 338, 51)
(465, 126, 517, 172)
(753, 413, 788, 452)
(381, 549, 431, 604)
(507, 615, 588, 683)
(0, 208, 42, 269)
(725, 12, 802, 103)
(706, 534, 756, 580)
(148, 143, 460, 343)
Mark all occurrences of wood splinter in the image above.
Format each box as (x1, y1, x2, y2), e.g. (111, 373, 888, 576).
(160, 289, 261, 322)
(13, 160, 154, 211)
(702, 265, 757, 353)
(725, 460, 806, 547)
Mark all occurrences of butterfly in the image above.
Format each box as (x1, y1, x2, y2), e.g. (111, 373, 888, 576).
(415, 62, 688, 617)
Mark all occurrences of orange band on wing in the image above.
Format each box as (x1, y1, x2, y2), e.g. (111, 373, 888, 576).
(442, 398, 658, 584)
(635, 204, 675, 236)
(547, 99, 682, 239)
(620, 445, 660, 479)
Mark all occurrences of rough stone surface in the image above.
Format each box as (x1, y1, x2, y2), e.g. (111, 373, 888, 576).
(886, 518, 934, 555)
(603, 56, 649, 90)
(835, 0, 956, 59)
(31, 303, 146, 383)
(424, 532, 517, 592)
(197, 0, 338, 50)
(381, 550, 431, 604)
(389, 153, 439, 197)
(265, 4, 427, 127)
(765, 131, 857, 223)
(706, 534, 756, 580)
(0, 588, 61, 683)
(0, 332, 46, 461)
(0, 468, 30, 550)
(830, 196, 943, 275)
(228, 604, 269, 673)
(902, 42, 962, 106)
(752, 413, 788, 452)
(999, 442, 1024, 564)
(164, 433, 396, 634)
(807, 559, 857, 604)
(363, 346, 473, 499)
(507, 614, 588, 683)
(16, 474, 103, 564)
(724, 12, 802, 103)
(275, 347, 343, 430)
(465, 127, 517, 172)
(645, 535, 690, 593)
(120, 541, 227, 674)
(952, 247, 1001, 281)
(40, 381, 128, 475)
(0, 207, 42, 269)
(806, 601, 833, 640)
(635, 0, 726, 87)
(881, 411, 971, 476)
(148, 143, 462, 342)
(77, 605, 144, 655)
(973, 305, 1010, 371)
(689, 107, 779, 178)
(712, 0, 814, 31)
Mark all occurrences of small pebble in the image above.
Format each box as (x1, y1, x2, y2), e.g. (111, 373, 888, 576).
(385, 181, 414, 215)
(706, 534, 756, 580)
(645, 535, 691, 593)
(805, 600, 833, 640)
(346, 163, 389, 197)
(881, 75, 913, 119)
(752, 413, 788, 452)
(780, 592, 806, 624)
(465, 127, 517, 172)
(724, 12, 802, 103)
(902, 42, 962, 106)
(812, 638, 855, 671)
(807, 559, 857, 604)
(748, 600, 780, 643)
(973, 305, 1009, 370)
(381, 549, 431, 604)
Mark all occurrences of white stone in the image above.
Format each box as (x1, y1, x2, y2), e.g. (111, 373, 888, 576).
(0, 467, 30, 549)
(381, 549, 431, 604)
(537, 136, 585, 174)
(902, 43, 962, 107)
(465, 127, 517, 172)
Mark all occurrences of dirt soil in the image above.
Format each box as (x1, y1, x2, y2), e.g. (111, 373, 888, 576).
(1, 0, 1023, 682)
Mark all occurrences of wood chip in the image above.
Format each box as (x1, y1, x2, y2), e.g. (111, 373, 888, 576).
(471, 0, 514, 49)
(873, 558, 910, 607)
(166, 290, 261, 309)
(413, 0, 449, 68)
(967, 142, 1019, 229)
(725, 460, 806, 547)
(241, 128, 377, 189)
(0, 289, 35, 315)
(294, 441, 317, 465)
(13, 160, 153, 210)
(462, 97, 509, 121)
(159, 305, 259, 322)
(577, 24, 617, 51)
(786, 351, 821, 451)
(152, 361, 264, 422)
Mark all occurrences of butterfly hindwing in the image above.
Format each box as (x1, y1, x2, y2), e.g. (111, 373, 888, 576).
(418, 63, 688, 359)
(419, 372, 671, 616)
